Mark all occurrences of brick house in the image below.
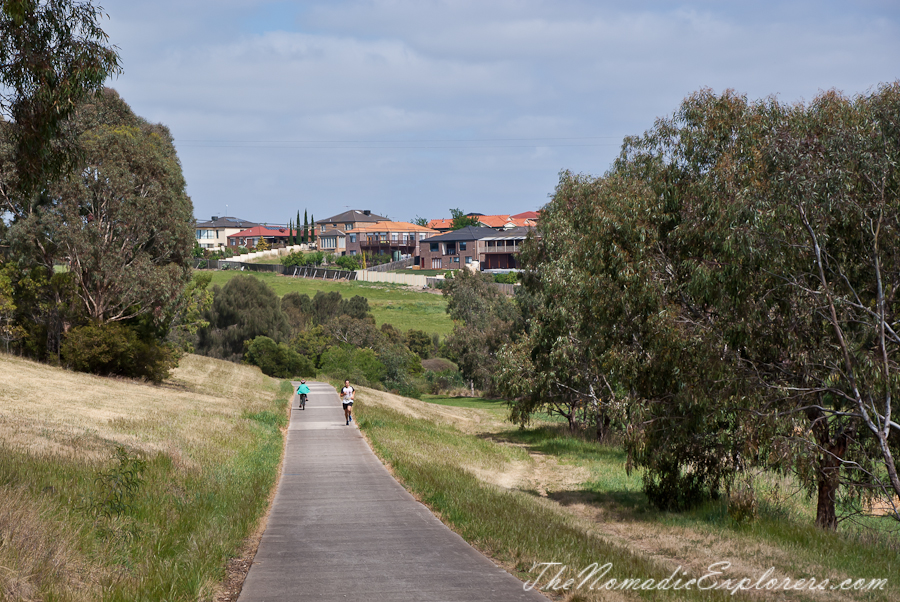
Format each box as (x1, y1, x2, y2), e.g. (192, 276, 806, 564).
(317, 209, 387, 237)
(345, 222, 437, 257)
(417, 225, 533, 271)
(416, 226, 495, 270)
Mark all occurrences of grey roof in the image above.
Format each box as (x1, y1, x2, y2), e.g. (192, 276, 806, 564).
(320, 229, 347, 236)
(478, 226, 533, 240)
(421, 226, 498, 242)
(194, 216, 259, 229)
(319, 209, 387, 224)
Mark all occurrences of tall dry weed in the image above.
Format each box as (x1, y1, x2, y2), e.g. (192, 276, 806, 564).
(0, 485, 100, 601)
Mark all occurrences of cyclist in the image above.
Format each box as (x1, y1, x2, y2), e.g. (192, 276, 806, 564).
(296, 380, 310, 410)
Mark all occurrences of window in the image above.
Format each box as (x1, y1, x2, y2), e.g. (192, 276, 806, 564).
(196, 229, 216, 239)
(419, 233, 427, 240)
(459, 241, 466, 251)
(346, 223, 353, 230)
(465, 256, 472, 264)
(391, 232, 399, 241)
(349, 250, 357, 256)
(322, 224, 327, 231)
(453, 257, 459, 263)
(350, 234, 356, 243)
(432, 258, 442, 269)
(430, 243, 439, 253)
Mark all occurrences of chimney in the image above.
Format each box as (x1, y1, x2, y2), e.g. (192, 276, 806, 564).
(363, 210, 371, 216)
(211, 215, 219, 221)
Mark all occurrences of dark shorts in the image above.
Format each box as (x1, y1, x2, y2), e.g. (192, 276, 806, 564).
(342, 402, 353, 409)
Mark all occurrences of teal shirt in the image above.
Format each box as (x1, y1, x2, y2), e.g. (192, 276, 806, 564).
(296, 384, 310, 395)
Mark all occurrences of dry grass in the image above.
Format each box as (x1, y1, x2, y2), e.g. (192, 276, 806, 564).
(0, 352, 285, 601)
(0, 353, 276, 463)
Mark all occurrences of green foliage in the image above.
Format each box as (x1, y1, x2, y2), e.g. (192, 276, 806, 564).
(282, 250, 325, 268)
(47, 90, 194, 325)
(443, 268, 520, 395)
(320, 345, 385, 385)
(243, 335, 315, 378)
(506, 84, 900, 527)
(492, 272, 518, 284)
(0, 0, 120, 199)
(81, 445, 147, 520)
(335, 255, 360, 271)
(61, 321, 178, 383)
(166, 271, 213, 352)
(197, 274, 290, 361)
(412, 216, 429, 227)
(449, 208, 480, 230)
(405, 329, 433, 358)
(290, 325, 332, 368)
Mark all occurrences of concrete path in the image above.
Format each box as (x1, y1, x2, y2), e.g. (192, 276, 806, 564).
(238, 381, 546, 602)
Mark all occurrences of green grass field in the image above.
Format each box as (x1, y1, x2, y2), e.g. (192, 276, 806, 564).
(203, 270, 453, 336)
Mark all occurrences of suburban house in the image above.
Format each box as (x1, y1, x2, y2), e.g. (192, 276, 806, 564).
(344, 222, 437, 257)
(317, 209, 388, 239)
(477, 226, 531, 269)
(417, 225, 533, 271)
(194, 216, 259, 249)
(227, 225, 293, 249)
(416, 226, 495, 270)
(317, 228, 347, 255)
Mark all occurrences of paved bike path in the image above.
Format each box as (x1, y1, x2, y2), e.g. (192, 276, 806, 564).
(238, 381, 546, 602)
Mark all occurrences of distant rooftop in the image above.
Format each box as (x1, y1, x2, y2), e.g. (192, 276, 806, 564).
(319, 209, 388, 224)
(195, 216, 259, 229)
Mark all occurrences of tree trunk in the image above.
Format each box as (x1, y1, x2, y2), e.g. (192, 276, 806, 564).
(815, 450, 840, 530)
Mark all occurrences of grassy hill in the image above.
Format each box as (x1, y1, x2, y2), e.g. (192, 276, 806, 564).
(0, 353, 289, 601)
(205, 270, 453, 336)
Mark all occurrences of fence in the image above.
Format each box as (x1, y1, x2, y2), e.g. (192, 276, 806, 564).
(365, 257, 415, 272)
(354, 270, 427, 287)
(288, 266, 357, 280)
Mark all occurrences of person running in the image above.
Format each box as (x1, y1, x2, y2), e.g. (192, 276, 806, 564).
(296, 379, 310, 409)
(341, 379, 355, 425)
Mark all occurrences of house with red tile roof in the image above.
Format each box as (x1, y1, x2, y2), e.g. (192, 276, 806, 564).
(227, 225, 293, 249)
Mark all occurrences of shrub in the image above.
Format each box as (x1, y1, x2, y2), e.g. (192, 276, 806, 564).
(493, 272, 519, 284)
(243, 336, 315, 378)
(61, 322, 178, 383)
(238, 247, 249, 255)
(406, 329, 433, 358)
(335, 255, 360, 271)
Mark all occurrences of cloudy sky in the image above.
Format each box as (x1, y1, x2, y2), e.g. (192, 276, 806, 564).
(99, 0, 899, 225)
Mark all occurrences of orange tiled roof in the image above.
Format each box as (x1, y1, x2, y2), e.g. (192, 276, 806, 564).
(427, 218, 453, 230)
(346, 221, 438, 234)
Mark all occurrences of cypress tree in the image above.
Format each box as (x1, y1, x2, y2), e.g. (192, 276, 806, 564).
(302, 209, 309, 244)
(310, 213, 316, 242)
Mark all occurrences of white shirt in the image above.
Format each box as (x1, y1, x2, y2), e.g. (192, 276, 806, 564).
(341, 386, 354, 402)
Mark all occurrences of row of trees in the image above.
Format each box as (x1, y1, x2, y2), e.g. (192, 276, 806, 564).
(1, 2, 197, 381)
(286, 209, 316, 245)
(470, 85, 900, 530)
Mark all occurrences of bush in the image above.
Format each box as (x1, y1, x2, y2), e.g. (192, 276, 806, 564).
(493, 272, 519, 284)
(243, 336, 315, 378)
(406, 329, 433, 358)
(61, 322, 178, 383)
(238, 247, 249, 255)
(424, 368, 466, 394)
(335, 255, 360, 271)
